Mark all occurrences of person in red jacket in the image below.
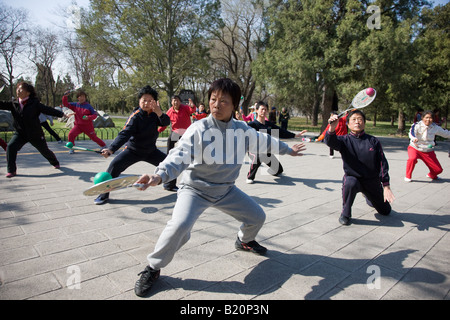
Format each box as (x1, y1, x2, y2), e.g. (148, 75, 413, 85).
(0, 137, 5, 172)
(317, 111, 348, 158)
(62, 90, 106, 154)
(0, 137, 6, 151)
(157, 95, 196, 191)
(192, 103, 208, 121)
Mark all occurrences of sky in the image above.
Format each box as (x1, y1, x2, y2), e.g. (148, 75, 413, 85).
(3, 0, 449, 82)
(3, 0, 91, 83)
(431, 0, 449, 5)
(5, 0, 448, 31)
(5, 0, 91, 30)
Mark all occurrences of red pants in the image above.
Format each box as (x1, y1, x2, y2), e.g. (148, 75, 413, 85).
(406, 146, 443, 179)
(68, 125, 106, 147)
(0, 137, 7, 151)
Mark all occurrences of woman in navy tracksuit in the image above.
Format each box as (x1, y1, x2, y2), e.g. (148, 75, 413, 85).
(325, 110, 395, 225)
(0, 82, 65, 178)
(246, 101, 305, 183)
(94, 86, 170, 204)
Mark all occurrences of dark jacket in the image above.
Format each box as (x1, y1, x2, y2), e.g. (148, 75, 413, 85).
(0, 98, 64, 142)
(279, 111, 290, 124)
(247, 119, 296, 139)
(324, 130, 390, 186)
(109, 107, 170, 154)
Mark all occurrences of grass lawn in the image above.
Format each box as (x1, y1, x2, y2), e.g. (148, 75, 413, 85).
(287, 117, 411, 138)
(0, 115, 413, 143)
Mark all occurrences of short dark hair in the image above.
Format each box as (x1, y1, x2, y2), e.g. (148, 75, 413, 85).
(138, 85, 158, 101)
(76, 90, 88, 99)
(208, 78, 241, 110)
(171, 95, 181, 101)
(256, 101, 268, 110)
(16, 81, 37, 99)
(422, 110, 434, 118)
(347, 109, 366, 123)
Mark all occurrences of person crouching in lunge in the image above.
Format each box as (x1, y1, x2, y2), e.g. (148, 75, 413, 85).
(132, 78, 307, 297)
(325, 110, 395, 226)
(405, 110, 450, 182)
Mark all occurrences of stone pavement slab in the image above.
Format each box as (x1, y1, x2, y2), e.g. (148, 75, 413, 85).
(0, 134, 449, 301)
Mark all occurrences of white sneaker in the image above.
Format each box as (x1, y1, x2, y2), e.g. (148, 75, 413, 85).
(246, 179, 254, 184)
(404, 177, 411, 182)
(69, 149, 75, 154)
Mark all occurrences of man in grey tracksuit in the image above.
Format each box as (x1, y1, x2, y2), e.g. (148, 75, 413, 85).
(133, 78, 306, 297)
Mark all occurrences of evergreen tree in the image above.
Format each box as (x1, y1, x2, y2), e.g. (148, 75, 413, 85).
(254, 0, 431, 132)
(416, 3, 449, 128)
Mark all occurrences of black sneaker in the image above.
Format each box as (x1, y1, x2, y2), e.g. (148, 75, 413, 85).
(339, 215, 351, 226)
(94, 194, 109, 205)
(135, 266, 160, 297)
(235, 237, 267, 255)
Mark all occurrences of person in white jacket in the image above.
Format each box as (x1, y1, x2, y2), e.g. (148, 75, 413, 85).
(132, 78, 306, 297)
(405, 110, 450, 182)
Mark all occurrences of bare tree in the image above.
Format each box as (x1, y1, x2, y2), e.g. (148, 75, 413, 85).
(209, 0, 267, 113)
(65, 36, 95, 86)
(0, 3, 28, 97)
(28, 27, 60, 106)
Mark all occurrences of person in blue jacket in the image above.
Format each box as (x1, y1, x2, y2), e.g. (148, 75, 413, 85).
(325, 110, 395, 225)
(94, 85, 170, 205)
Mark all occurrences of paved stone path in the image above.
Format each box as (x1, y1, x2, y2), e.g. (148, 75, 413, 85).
(0, 134, 449, 300)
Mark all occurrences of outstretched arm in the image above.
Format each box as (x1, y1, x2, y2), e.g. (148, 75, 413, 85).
(289, 143, 306, 157)
(135, 174, 162, 190)
(294, 130, 307, 138)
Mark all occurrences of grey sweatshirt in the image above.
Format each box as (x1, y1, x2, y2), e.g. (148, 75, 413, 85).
(154, 115, 293, 199)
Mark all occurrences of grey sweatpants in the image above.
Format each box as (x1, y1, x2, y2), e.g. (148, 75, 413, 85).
(147, 185, 266, 270)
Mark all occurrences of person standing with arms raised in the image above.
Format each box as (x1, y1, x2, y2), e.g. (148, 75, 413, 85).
(158, 95, 196, 191)
(62, 90, 106, 154)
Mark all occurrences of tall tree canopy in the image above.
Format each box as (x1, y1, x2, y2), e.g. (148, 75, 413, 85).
(77, 0, 222, 108)
(254, 0, 433, 132)
(416, 3, 449, 127)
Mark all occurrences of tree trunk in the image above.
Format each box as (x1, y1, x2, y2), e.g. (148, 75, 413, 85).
(373, 107, 377, 127)
(320, 84, 334, 132)
(312, 93, 320, 126)
(397, 109, 406, 135)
